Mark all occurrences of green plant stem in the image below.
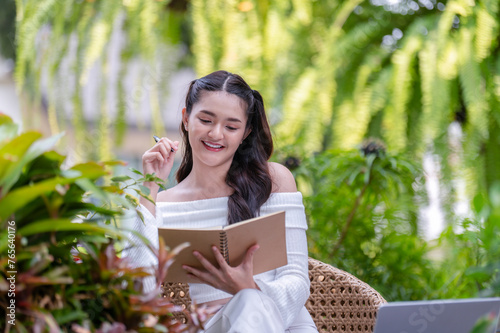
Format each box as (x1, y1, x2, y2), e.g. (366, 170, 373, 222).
(331, 179, 370, 257)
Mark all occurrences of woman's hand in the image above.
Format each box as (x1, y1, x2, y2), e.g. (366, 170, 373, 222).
(183, 244, 260, 295)
(142, 137, 179, 182)
(140, 137, 179, 215)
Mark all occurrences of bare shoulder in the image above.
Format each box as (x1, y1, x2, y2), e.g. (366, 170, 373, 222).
(156, 181, 206, 202)
(156, 186, 181, 202)
(268, 161, 297, 193)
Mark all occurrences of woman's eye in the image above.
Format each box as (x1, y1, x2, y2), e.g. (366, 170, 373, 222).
(199, 119, 211, 123)
(226, 126, 237, 131)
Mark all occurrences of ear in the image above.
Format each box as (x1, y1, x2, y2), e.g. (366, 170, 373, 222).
(243, 127, 252, 141)
(182, 107, 188, 129)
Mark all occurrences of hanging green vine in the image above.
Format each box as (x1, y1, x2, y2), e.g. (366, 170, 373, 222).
(189, 0, 500, 198)
(15, 0, 185, 162)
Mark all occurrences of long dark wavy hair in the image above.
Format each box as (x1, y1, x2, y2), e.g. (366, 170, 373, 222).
(176, 70, 274, 224)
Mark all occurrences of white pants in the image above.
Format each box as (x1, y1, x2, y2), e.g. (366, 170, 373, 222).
(200, 289, 318, 333)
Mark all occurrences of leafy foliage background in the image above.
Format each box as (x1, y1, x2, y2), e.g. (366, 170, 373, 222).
(4, 0, 500, 304)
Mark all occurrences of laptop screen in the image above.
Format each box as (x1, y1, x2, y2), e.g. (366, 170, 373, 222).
(373, 298, 500, 333)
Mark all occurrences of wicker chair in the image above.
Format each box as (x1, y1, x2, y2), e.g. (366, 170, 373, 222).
(161, 258, 386, 332)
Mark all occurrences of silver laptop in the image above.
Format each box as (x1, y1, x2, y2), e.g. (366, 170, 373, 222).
(373, 298, 500, 333)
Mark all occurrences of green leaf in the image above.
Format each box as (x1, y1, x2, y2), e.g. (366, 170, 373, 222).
(489, 181, 500, 208)
(469, 313, 498, 333)
(26, 150, 66, 177)
(347, 166, 362, 185)
(0, 113, 15, 126)
(130, 168, 143, 176)
(61, 169, 82, 178)
(363, 154, 376, 184)
(75, 178, 109, 203)
(134, 189, 154, 205)
(17, 218, 126, 238)
(0, 114, 19, 144)
(0, 131, 42, 187)
(111, 175, 132, 182)
(52, 309, 88, 325)
(102, 160, 127, 167)
(0, 147, 109, 222)
(106, 191, 136, 209)
(79, 203, 121, 217)
(0, 132, 64, 195)
(0, 176, 80, 221)
(70, 161, 108, 179)
(472, 193, 488, 215)
(465, 266, 492, 281)
(138, 185, 151, 196)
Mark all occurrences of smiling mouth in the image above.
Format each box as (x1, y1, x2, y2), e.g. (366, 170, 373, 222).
(202, 141, 225, 149)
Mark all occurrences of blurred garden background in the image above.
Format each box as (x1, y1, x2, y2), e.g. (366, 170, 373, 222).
(1, 0, 500, 330)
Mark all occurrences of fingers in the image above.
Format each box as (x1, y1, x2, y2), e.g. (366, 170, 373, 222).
(143, 151, 164, 164)
(184, 246, 260, 294)
(156, 142, 170, 159)
(155, 137, 178, 155)
(193, 250, 221, 276)
(182, 265, 207, 282)
(144, 137, 179, 166)
(183, 250, 222, 287)
(212, 245, 230, 270)
(158, 137, 179, 152)
(242, 244, 259, 269)
(165, 140, 179, 167)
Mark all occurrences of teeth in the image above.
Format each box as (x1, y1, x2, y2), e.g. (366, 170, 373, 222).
(204, 141, 223, 148)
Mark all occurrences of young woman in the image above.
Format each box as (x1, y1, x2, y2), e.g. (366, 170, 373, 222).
(125, 70, 318, 332)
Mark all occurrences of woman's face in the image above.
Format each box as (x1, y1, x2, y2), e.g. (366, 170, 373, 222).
(183, 91, 251, 168)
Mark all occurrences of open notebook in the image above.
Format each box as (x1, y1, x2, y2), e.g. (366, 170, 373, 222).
(158, 210, 287, 283)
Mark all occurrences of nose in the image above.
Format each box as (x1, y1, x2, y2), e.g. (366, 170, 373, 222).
(208, 124, 223, 140)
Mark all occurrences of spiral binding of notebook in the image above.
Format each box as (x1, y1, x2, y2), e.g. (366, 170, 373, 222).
(219, 231, 229, 264)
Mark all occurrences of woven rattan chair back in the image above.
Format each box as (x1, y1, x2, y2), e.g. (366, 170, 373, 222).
(161, 257, 386, 332)
(306, 258, 386, 332)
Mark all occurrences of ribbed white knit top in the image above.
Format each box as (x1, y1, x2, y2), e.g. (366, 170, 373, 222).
(122, 191, 310, 328)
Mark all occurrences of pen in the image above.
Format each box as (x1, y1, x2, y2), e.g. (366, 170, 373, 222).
(153, 135, 175, 152)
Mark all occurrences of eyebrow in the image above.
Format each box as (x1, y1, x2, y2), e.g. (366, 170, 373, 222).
(199, 110, 242, 123)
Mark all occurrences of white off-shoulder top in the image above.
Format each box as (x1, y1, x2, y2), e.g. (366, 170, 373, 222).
(122, 191, 310, 328)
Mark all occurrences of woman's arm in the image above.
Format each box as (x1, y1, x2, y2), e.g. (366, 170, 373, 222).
(253, 223, 310, 328)
(253, 162, 310, 328)
(122, 204, 163, 293)
(122, 136, 178, 291)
